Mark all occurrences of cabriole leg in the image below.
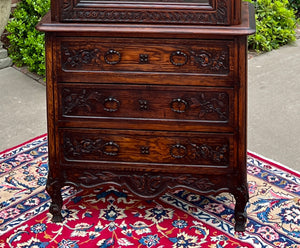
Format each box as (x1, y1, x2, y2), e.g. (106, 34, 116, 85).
(46, 176, 63, 222)
(232, 185, 249, 232)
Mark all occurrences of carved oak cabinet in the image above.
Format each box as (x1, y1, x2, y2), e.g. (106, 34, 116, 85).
(37, 0, 255, 232)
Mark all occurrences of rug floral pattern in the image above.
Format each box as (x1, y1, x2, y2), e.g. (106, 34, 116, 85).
(0, 135, 299, 247)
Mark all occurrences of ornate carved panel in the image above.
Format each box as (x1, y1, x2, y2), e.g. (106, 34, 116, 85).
(64, 169, 227, 198)
(64, 137, 120, 158)
(191, 49, 229, 73)
(58, 0, 232, 25)
(59, 39, 231, 75)
(59, 84, 231, 125)
(188, 92, 229, 120)
(62, 89, 102, 114)
(61, 129, 231, 166)
(62, 46, 101, 69)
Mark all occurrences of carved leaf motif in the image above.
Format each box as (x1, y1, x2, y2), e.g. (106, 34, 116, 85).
(64, 137, 119, 158)
(190, 143, 228, 162)
(63, 89, 102, 114)
(189, 92, 228, 121)
(68, 170, 217, 197)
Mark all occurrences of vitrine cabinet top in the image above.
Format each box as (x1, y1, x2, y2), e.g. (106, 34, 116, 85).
(51, 0, 243, 25)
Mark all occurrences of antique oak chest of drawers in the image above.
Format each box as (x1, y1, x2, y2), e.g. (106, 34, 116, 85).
(37, 1, 255, 232)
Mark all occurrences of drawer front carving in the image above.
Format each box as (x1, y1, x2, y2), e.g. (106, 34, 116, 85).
(60, 129, 234, 168)
(58, 38, 233, 76)
(59, 84, 234, 126)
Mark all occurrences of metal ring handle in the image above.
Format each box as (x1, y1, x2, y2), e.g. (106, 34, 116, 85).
(104, 97, 120, 112)
(170, 98, 188, 113)
(170, 51, 188, 66)
(103, 141, 119, 156)
(105, 49, 121, 65)
(170, 144, 187, 159)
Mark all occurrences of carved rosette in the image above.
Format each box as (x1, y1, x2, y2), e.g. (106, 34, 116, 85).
(190, 49, 229, 73)
(62, 46, 101, 68)
(60, 0, 229, 25)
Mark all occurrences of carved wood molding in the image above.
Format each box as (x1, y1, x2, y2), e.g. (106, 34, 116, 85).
(60, 0, 230, 24)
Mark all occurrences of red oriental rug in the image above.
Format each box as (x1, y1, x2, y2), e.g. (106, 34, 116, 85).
(0, 134, 299, 247)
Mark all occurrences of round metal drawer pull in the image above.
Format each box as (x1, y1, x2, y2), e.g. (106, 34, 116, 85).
(103, 141, 119, 156)
(105, 49, 121, 65)
(104, 97, 120, 112)
(170, 50, 188, 66)
(170, 144, 187, 159)
(170, 98, 188, 113)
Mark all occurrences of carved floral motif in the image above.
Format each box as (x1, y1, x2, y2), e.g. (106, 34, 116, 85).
(189, 92, 228, 120)
(191, 49, 229, 72)
(64, 137, 120, 158)
(72, 171, 216, 197)
(62, 89, 102, 114)
(190, 143, 228, 162)
(62, 47, 101, 68)
(170, 143, 228, 163)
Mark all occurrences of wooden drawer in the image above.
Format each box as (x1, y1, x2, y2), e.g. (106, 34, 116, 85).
(58, 83, 235, 131)
(59, 128, 235, 173)
(57, 38, 235, 81)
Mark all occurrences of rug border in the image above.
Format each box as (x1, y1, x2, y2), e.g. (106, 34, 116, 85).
(0, 133, 47, 155)
(247, 150, 300, 177)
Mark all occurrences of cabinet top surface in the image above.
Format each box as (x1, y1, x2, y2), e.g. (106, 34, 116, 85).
(37, 2, 255, 37)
